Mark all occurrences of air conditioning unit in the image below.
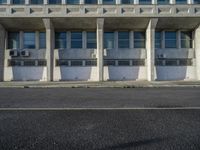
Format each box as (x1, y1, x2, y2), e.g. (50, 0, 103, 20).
(21, 50, 30, 57)
(9, 50, 18, 57)
(91, 53, 96, 58)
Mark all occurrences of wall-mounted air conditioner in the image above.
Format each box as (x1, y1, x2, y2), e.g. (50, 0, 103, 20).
(9, 50, 18, 57)
(21, 50, 30, 57)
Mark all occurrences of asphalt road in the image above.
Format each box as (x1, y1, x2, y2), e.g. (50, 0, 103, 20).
(0, 88, 200, 150)
(0, 87, 200, 108)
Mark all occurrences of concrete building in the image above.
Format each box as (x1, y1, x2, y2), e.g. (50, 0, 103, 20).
(0, 0, 200, 82)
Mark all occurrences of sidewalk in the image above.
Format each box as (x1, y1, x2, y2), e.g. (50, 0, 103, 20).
(0, 80, 200, 88)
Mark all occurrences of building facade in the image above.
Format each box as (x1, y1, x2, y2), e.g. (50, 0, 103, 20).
(0, 0, 200, 81)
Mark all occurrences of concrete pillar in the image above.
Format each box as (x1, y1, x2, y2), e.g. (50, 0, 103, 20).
(146, 18, 158, 81)
(170, 0, 175, 4)
(96, 18, 104, 81)
(195, 25, 200, 80)
(43, 18, 54, 81)
(0, 25, 6, 81)
(62, 0, 66, 4)
(7, 0, 11, 4)
(116, 0, 121, 4)
(25, 0, 29, 5)
(80, 0, 84, 4)
(44, 0, 48, 4)
(98, 0, 103, 4)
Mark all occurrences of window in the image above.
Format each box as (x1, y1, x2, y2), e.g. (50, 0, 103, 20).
(155, 31, 162, 48)
(118, 60, 130, 66)
(118, 32, 130, 48)
(24, 32, 35, 49)
(165, 31, 177, 48)
(134, 32, 145, 48)
(39, 32, 46, 49)
(85, 0, 97, 4)
(181, 31, 192, 48)
(87, 32, 96, 48)
(85, 60, 97, 66)
(71, 60, 83, 66)
(55, 32, 66, 49)
(49, 0, 61, 4)
(8, 32, 20, 49)
(176, 0, 187, 4)
(103, 0, 116, 4)
(121, 0, 134, 4)
(30, 0, 44, 4)
(104, 32, 114, 49)
(12, 0, 25, 4)
(157, 0, 169, 4)
(71, 32, 82, 48)
(139, 0, 152, 4)
(66, 0, 80, 4)
(0, 0, 7, 4)
(104, 60, 116, 66)
(194, 0, 200, 4)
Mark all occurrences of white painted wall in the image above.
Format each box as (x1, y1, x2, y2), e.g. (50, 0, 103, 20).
(4, 67, 47, 81)
(155, 66, 196, 81)
(104, 66, 147, 81)
(53, 67, 98, 81)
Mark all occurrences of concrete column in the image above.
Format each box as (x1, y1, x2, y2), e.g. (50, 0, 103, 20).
(98, 0, 103, 4)
(0, 24, 6, 81)
(152, 0, 157, 4)
(96, 18, 104, 81)
(44, 0, 48, 4)
(170, 0, 175, 4)
(7, 0, 11, 4)
(43, 18, 54, 81)
(116, 0, 121, 4)
(62, 0, 66, 4)
(25, 0, 29, 5)
(146, 18, 158, 81)
(80, 0, 84, 4)
(195, 25, 200, 80)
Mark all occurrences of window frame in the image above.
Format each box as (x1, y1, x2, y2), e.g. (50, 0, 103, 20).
(164, 31, 177, 49)
(55, 32, 67, 49)
(23, 32, 36, 49)
(134, 31, 146, 48)
(71, 31, 83, 49)
(118, 31, 130, 49)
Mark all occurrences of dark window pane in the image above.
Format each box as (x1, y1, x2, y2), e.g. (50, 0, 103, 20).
(30, 0, 43, 4)
(87, 32, 96, 48)
(103, 0, 116, 4)
(55, 32, 66, 49)
(181, 31, 192, 48)
(165, 31, 177, 48)
(24, 32, 35, 49)
(118, 60, 130, 66)
(176, 0, 187, 4)
(85, 60, 97, 66)
(39, 32, 46, 49)
(85, 0, 97, 4)
(0, 0, 7, 4)
(56, 60, 69, 66)
(194, 0, 200, 4)
(165, 59, 178, 66)
(8, 32, 20, 49)
(104, 60, 116, 66)
(12, 0, 25, 4)
(66, 0, 80, 4)
(118, 32, 129, 48)
(49, 0, 61, 4)
(139, 0, 151, 4)
(104, 32, 114, 49)
(23, 60, 36, 66)
(134, 32, 145, 48)
(155, 31, 162, 48)
(157, 0, 169, 4)
(71, 60, 83, 66)
(71, 32, 82, 48)
(121, 0, 134, 3)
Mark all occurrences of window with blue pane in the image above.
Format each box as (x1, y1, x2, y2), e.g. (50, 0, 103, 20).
(176, 0, 187, 4)
(66, 0, 80, 4)
(104, 32, 114, 49)
(157, 0, 169, 4)
(85, 0, 97, 4)
(134, 32, 145, 48)
(24, 32, 36, 49)
(0, 0, 7, 4)
(181, 31, 192, 48)
(165, 31, 177, 48)
(8, 32, 20, 49)
(139, 0, 151, 4)
(39, 32, 46, 49)
(49, 0, 61, 4)
(71, 32, 82, 48)
(121, 0, 134, 4)
(55, 32, 66, 49)
(193, 0, 200, 4)
(12, 0, 25, 4)
(155, 32, 162, 48)
(118, 32, 130, 48)
(87, 32, 96, 49)
(30, 0, 44, 4)
(103, 0, 116, 4)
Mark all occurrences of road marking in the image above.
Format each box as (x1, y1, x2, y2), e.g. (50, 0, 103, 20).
(0, 107, 200, 110)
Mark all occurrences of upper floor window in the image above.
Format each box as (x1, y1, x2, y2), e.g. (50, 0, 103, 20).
(176, 0, 187, 4)
(118, 32, 130, 48)
(165, 31, 177, 48)
(39, 32, 46, 49)
(155, 31, 162, 48)
(87, 32, 96, 49)
(85, 0, 98, 4)
(55, 32, 66, 49)
(71, 32, 82, 48)
(49, 0, 61, 4)
(134, 32, 145, 48)
(12, 0, 25, 4)
(30, 0, 44, 4)
(66, 0, 80, 4)
(139, 0, 152, 4)
(194, 0, 200, 4)
(157, 0, 169, 4)
(181, 31, 192, 48)
(0, 0, 7, 4)
(24, 32, 35, 49)
(103, 0, 116, 4)
(8, 32, 20, 49)
(121, 0, 134, 4)
(104, 32, 114, 49)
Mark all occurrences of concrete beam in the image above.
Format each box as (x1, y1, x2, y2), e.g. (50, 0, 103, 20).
(195, 24, 200, 80)
(43, 18, 54, 81)
(146, 18, 158, 81)
(0, 24, 6, 81)
(97, 18, 104, 81)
